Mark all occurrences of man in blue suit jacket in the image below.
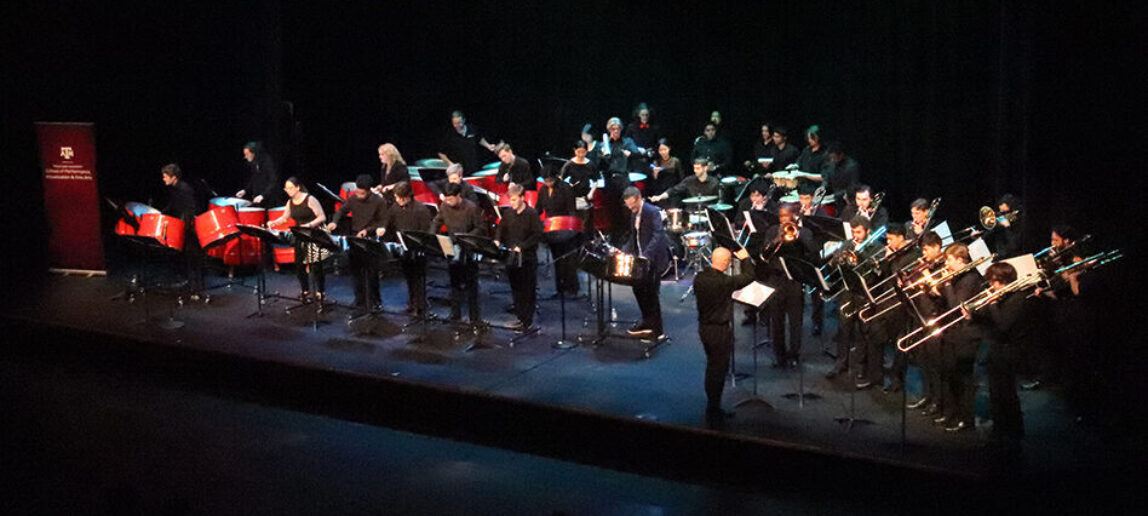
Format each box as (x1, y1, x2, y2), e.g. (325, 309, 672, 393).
(622, 187, 672, 337)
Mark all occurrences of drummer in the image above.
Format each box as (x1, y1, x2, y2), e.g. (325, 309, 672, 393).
(236, 141, 280, 207)
(269, 177, 330, 302)
(327, 174, 388, 310)
(160, 163, 203, 295)
(537, 168, 580, 297)
(647, 158, 721, 208)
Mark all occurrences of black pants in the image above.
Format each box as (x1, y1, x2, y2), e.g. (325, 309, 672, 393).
(809, 288, 824, 332)
(632, 273, 662, 334)
(604, 174, 630, 242)
(401, 256, 427, 316)
(699, 323, 733, 410)
(770, 279, 804, 362)
(348, 247, 380, 308)
(508, 259, 538, 326)
(942, 339, 978, 423)
(448, 259, 480, 321)
(987, 343, 1023, 441)
(920, 341, 944, 407)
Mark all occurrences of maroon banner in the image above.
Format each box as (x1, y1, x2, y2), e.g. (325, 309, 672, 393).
(35, 122, 106, 272)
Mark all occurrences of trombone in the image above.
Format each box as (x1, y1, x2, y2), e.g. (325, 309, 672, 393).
(821, 225, 886, 300)
(896, 249, 1120, 351)
(1034, 234, 1092, 271)
(954, 205, 1020, 241)
(858, 253, 994, 324)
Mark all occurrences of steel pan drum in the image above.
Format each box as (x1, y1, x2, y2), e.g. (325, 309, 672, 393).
(209, 197, 252, 209)
(629, 172, 647, 191)
(196, 205, 239, 249)
(136, 213, 186, 251)
(267, 207, 295, 264)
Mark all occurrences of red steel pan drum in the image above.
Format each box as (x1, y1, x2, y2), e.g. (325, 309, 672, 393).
(543, 215, 584, 233)
(219, 207, 267, 265)
(115, 202, 160, 236)
(195, 204, 239, 249)
(267, 207, 295, 265)
(629, 172, 647, 191)
(136, 213, 186, 251)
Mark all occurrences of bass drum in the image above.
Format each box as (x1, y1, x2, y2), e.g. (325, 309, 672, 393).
(136, 213, 186, 251)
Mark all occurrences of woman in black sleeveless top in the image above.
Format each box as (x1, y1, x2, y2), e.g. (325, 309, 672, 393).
(269, 177, 330, 299)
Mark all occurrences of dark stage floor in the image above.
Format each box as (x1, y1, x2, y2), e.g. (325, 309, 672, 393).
(2, 259, 1144, 510)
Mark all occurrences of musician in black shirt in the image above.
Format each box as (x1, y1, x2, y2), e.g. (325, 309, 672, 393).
(431, 183, 487, 323)
(328, 174, 389, 310)
(691, 121, 733, 174)
(767, 126, 800, 173)
(623, 103, 660, 158)
(826, 218, 877, 379)
(935, 243, 984, 432)
(818, 141, 860, 211)
(496, 184, 544, 331)
(795, 126, 828, 188)
(762, 205, 817, 367)
(649, 159, 721, 206)
(906, 198, 931, 239)
(429, 164, 479, 203)
(973, 262, 1030, 451)
(647, 139, 683, 202)
(693, 246, 756, 422)
(876, 224, 923, 392)
(376, 143, 411, 203)
(602, 117, 641, 239)
(236, 141, 280, 207)
(537, 171, 579, 297)
(378, 182, 434, 317)
(497, 143, 535, 191)
(838, 185, 888, 232)
(747, 123, 776, 176)
(438, 110, 498, 174)
(559, 140, 599, 239)
(986, 194, 1023, 259)
(161, 163, 203, 294)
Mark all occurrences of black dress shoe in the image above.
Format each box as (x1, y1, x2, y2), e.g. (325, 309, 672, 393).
(627, 325, 652, 336)
(906, 397, 930, 410)
(506, 320, 525, 331)
(932, 415, 949, 426)
(945, 420, 971, 432)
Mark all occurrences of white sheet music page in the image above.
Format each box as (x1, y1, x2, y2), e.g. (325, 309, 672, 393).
(436, 235, 455, 257)
(732, 281, 776, 307)
(968, 237, 993, 275)
(1003, 253, 1040, 279)
(934, 221, 953, 245)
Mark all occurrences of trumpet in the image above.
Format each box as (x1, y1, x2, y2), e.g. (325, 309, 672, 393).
(897, 268, 1042, 352)
(859, 254, 994, 324)
(762, 221, 801, 259)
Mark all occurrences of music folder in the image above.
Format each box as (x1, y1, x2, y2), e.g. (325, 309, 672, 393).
(732, 281, 776, 308)
(436, 235, 456, 257)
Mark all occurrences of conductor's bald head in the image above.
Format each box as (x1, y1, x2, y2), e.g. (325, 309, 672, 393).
(711, 247, 732, 272)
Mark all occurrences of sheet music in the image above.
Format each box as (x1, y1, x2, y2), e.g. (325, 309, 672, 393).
(934, 221, 953, 246)
(732, 281, 776, 307)
(436, 235, 455, 257)
(1003, 253, 1040, 279)
(821, 240, 843, 261)
(969, 237, 993, 275)
(842, 221, 852, 241)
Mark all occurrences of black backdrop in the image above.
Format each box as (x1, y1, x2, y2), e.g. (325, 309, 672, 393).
(2, 1, 1142, 281)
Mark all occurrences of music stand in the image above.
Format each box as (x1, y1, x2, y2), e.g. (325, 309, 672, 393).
(313, 182, 345, 206)
(117, 234, 185, 331)
(344, 235, 398, 325)
(832, 264, 875, 431)
(286, 226, 345, 330)
(732, 281, 775, 410)
(236, 224, 293, 318)
(779, 258, 829, 407)
(396, 230, 450, 345)
(802, 214, 848, 242)
(454, 233, 540, 348)
(547, 243, 585, 350)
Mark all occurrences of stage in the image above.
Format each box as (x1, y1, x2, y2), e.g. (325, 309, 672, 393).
(3, 255, 1139, 501)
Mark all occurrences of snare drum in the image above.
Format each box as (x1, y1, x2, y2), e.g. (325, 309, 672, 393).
(136, 213, 186, 251)
(196, 205, 239, 249)
(682, 231, 710, 249)
(688, 212, 709, 230)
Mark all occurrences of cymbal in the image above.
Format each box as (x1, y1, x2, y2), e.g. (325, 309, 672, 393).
(681, 195, 718, 204)
(710, 203, 734, 211)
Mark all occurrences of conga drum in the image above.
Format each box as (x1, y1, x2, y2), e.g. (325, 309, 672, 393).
(137, 213, 186, 251)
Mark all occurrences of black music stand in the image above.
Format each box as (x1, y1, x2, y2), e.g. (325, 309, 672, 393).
(454, 233, 541, 348)
(732, 281, 775, 410)
(117, 234, 185, 331)
(544, 229, 586, 350)
(396, 230, 448, 346)
(313, 182, 345, 206)
(286, 226, 346, 330)
(345, 235, 397, 325)
(802, 214, 849, 242)
(236, 224, 293, 318)
(202, 228, 252, 294)
(832, 264, 875, 431)
(780, 258, 829, 407)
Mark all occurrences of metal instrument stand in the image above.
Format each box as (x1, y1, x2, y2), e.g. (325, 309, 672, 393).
(236, 224, 294, 318)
